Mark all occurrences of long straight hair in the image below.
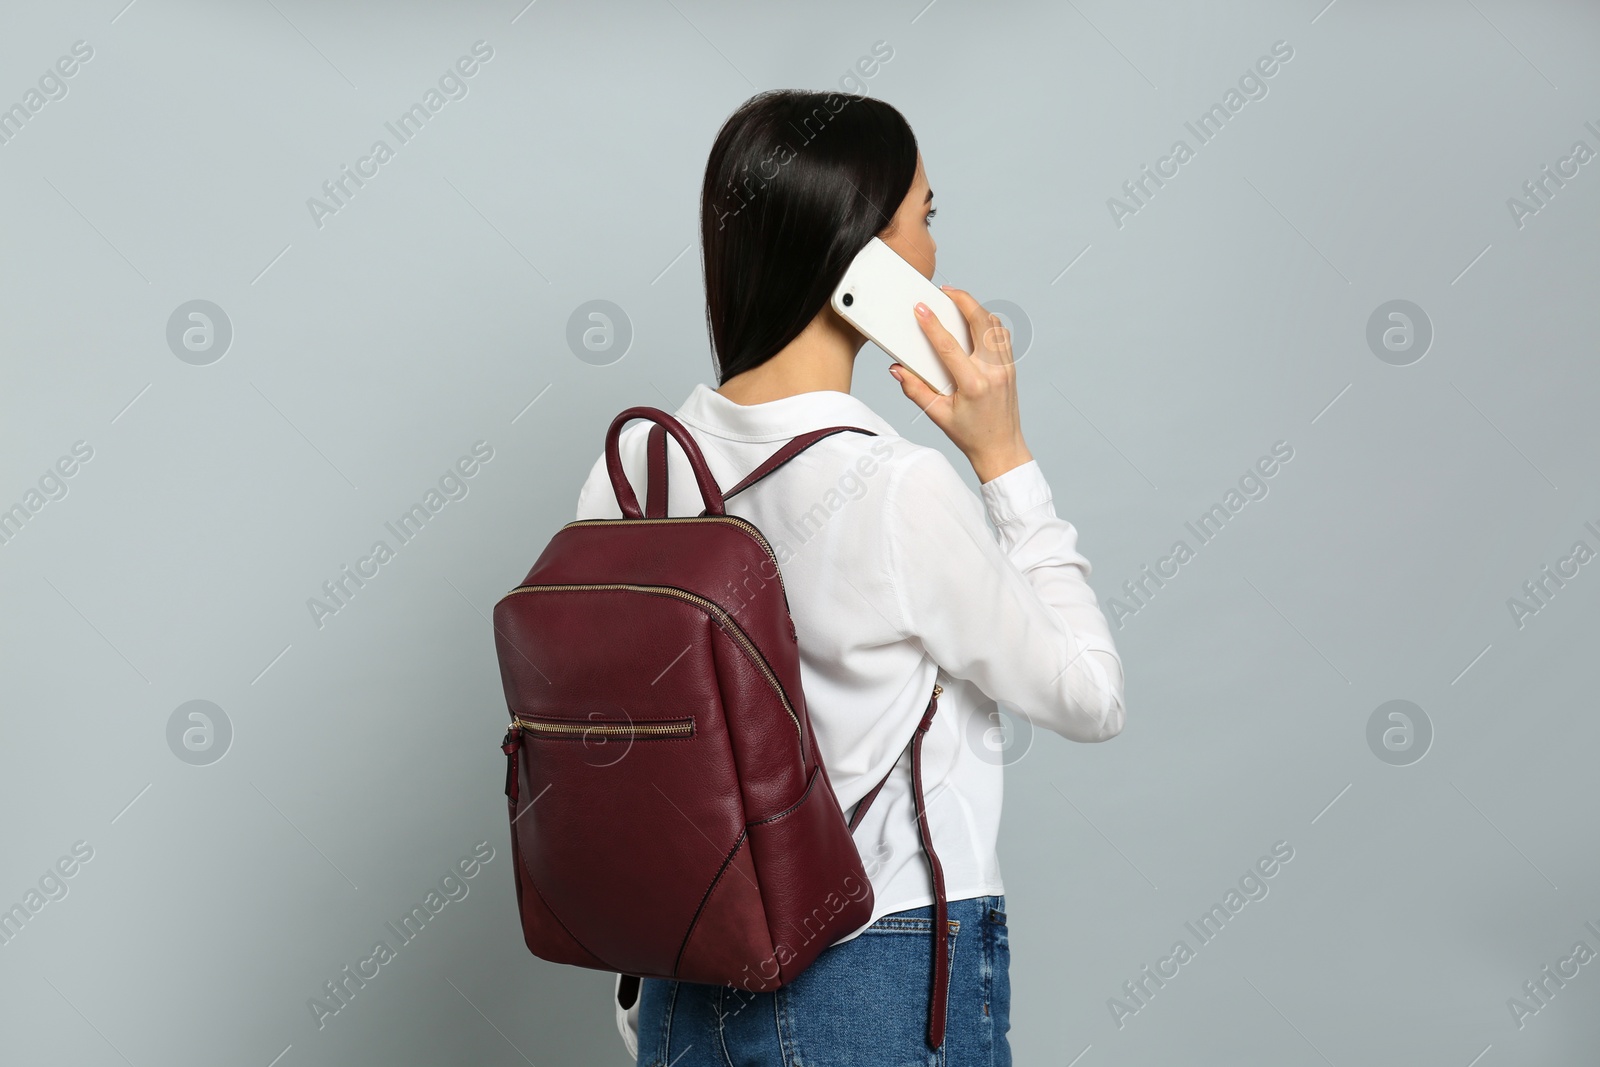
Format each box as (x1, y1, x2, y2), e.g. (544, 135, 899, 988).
(700, 90, 919, 384)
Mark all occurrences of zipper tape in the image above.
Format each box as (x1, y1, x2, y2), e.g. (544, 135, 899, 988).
(511, 716, 695, 739)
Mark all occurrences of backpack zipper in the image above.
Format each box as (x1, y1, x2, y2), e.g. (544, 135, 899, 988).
(560, 516, 787, 599)
(501, 582, 803, 743)
(510, 716, 694, 739)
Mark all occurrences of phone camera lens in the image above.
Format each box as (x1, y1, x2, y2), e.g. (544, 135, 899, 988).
(841, 292, 854, 307)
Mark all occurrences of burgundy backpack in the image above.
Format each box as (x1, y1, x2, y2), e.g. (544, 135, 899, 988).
(493, 407, 954, 1049)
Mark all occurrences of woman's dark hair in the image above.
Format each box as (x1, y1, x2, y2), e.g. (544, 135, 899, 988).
(700, 89, 919, 383)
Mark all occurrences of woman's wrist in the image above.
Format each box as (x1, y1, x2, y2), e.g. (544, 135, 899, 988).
(971, 446, 1034, 484)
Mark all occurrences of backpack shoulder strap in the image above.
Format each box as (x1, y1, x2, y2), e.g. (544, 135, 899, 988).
(846, 682, 950, 1049)
(847, 683, 941, 831)
(646, 423, 876, 518)
(718, 425, 878, 506)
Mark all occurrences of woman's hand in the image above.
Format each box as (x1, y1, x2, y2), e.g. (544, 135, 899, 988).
(888, 286, 1035, 483)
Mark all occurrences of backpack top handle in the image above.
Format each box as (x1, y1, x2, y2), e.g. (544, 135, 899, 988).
(605, 407, 728, 518)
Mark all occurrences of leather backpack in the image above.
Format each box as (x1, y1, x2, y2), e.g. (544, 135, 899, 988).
(492, 406, 956, 1049)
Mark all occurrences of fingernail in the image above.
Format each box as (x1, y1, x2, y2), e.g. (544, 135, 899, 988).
(914, 303, 930, 318)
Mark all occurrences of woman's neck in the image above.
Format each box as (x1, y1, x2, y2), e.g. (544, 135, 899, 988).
(716, 309, 864, 406)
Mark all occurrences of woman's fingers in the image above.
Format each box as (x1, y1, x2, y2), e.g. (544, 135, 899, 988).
(941, 286, 988, 354)
(912, 300, 976, 393)
(888, 361, 943, 419)
(980, 311, 1015, 369)
(943, 287, 1014, 370)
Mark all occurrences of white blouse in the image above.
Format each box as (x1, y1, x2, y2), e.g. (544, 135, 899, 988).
(571, 382, 1126, 1057)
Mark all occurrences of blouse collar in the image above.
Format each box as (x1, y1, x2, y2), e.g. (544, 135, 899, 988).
(672, 381, 900, 442)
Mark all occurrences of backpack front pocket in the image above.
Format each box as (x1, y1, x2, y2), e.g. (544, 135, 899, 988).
(512, 715, 695, 741)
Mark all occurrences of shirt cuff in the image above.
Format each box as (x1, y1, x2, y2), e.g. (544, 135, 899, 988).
(979, 459, 1053, 526)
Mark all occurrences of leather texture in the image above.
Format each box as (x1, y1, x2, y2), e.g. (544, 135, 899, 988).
(494, 406, 952, 1049)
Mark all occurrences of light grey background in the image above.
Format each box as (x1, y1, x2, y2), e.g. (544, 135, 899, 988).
(2, 0, 1597, 1064)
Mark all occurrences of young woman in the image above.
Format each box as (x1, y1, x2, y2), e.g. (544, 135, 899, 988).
(573, 89, 1126, 1066)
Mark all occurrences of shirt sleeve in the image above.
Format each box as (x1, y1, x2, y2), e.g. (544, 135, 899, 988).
(883, 450, 1125, 742)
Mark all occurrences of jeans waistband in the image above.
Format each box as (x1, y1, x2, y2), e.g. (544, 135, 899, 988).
(876, 893, 1005, 924)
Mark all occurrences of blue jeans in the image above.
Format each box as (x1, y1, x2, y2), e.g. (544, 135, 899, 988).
(635, 894, 1010, 1066)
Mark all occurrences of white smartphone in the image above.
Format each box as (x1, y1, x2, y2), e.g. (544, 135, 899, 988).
(830, 236, 970, 396)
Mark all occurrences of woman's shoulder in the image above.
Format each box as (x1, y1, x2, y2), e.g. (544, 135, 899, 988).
(575, 420, 975, 510)
(871, 436, 979, 498)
